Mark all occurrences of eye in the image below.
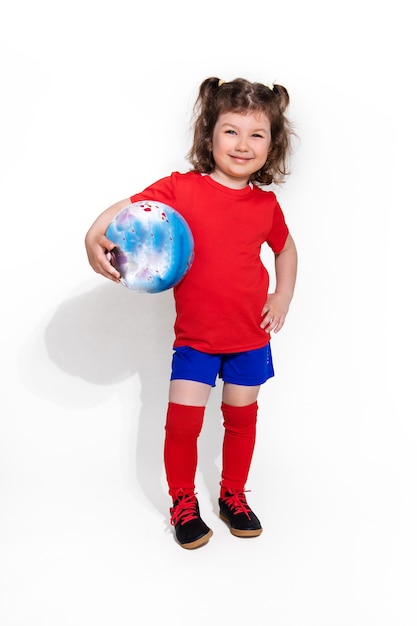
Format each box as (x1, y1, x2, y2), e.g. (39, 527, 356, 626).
(252, 133, 264, 138)
(225, 129, 237, 135)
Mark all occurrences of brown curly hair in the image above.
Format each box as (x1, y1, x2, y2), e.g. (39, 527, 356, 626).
(187, 77, 296, 186)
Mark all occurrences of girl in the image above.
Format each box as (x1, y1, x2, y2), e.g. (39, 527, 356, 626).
(85, 77, 298, 549)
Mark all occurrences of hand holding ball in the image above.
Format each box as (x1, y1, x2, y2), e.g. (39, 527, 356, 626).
(105, 201, 194, 293)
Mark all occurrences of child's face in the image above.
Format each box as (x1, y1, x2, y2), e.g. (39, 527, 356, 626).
(210, 111, 271, 188)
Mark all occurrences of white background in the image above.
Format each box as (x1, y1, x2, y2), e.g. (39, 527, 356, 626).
(1, 1, 416, 624)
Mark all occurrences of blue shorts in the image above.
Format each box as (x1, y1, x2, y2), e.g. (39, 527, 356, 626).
(170, 344, 274, 387)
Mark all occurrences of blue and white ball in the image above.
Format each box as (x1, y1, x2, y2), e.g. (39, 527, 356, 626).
(105, 200, 194, 293)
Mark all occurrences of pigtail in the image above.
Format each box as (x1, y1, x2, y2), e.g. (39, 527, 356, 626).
(187, 77, 221, 173)
(271, 84, 290, 114)
(197, 77, 223, 107)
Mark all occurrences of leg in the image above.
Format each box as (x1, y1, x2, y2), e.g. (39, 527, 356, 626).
(164, 380, 213, 549)
(164, 380, 212, 498)
(220, 382, 260, 495)
(222, 381, 260, 407)
(219, 382, 263, 537)
(169, 379, 212, 406)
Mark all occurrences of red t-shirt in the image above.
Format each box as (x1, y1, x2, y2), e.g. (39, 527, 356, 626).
(130, 171, 289, 354)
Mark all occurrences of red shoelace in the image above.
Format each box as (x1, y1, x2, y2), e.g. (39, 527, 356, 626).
(222, 490, 252, 519)
(170, 492, 198, 526)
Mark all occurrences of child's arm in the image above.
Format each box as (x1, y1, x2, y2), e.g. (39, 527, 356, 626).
(261, 233, 298, 333)
(84, 198, 132, 282)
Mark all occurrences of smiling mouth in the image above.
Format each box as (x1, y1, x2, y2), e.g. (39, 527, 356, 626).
(230, 155, 252, 162)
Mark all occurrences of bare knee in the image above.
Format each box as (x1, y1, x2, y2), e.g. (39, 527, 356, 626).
(222, 383, 260, 407)
(169, 379, 212, 406)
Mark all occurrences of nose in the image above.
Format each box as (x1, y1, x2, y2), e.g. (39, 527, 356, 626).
(235, 135, 249, 152)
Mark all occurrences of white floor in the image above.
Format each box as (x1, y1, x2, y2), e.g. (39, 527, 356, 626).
(2, 279, 416, 625)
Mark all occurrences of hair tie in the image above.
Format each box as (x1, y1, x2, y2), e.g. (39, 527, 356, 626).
(265, 83, 274, 91)
(218, 79, 226, 87)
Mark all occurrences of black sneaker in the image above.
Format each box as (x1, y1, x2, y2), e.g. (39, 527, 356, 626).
(170, 492, 213, 549)
(219, 491, 263, 537)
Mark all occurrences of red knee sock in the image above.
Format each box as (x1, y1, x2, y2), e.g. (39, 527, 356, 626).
(220, 401, 258, 499)
(163, 402, 205, 500)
